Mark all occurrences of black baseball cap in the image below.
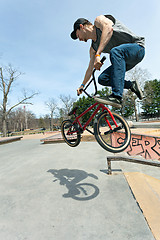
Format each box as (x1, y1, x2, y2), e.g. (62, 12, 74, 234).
(70, 18, 89, 40)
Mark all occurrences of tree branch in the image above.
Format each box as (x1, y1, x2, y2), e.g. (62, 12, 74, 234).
(7, 92, 38, 115)
(0, 67, 6, 95)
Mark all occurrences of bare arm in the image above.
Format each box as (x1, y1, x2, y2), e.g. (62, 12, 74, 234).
(77, 47, 95, 95)
(94, 15, 113, 70)
(94, 15, 113, 55)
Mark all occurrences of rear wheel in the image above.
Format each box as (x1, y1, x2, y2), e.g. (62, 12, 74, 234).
(61, 119, 81, 147)
(94, 111, 131, 153)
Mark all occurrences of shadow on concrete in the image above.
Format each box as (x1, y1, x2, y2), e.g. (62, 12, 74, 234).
(47, 168, 99, 201)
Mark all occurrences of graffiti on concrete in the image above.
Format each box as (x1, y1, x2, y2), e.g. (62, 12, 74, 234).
(127, 134, 160, 160)
(112, 133, 160, 160)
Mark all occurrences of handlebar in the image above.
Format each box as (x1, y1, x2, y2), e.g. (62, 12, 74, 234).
(79, 56, 106, 98)
(100, 56, 107, 64)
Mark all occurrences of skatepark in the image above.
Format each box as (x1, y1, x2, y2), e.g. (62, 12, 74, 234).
(0, 122, 160, 240)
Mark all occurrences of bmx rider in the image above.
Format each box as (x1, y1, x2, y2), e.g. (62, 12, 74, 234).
(70, 15, 145, 108)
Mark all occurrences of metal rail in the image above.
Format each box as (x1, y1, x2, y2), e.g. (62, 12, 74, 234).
(107, 156, 160, 175)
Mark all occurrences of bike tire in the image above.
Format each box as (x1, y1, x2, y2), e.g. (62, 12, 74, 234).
(61, 119, 81, 147)
(94, 111, 131, 153)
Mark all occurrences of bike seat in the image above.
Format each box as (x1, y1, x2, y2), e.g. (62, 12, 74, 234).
(68, 106, 78, 116)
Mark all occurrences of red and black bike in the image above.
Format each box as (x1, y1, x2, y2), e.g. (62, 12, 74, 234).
(61, 57, 131, 153)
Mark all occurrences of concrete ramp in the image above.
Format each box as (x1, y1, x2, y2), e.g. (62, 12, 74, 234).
(0, 136, 23, 144)
(124, 172, 160, 240)
(42, 131, 160, 160)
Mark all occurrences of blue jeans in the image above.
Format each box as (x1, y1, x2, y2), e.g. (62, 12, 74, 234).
(98, 43, 145, 98)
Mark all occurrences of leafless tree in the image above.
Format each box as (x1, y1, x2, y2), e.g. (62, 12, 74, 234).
(59, 94, 76, 120)
(0, 64, 38, 136)
(125, 66, 151, 121)
(10, 107, 37, 132)
(126, 66, 151, 87)
(45, 98, 57, 131)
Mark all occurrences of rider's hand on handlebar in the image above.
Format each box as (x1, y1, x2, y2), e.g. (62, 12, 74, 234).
(77, 85, 84, 96)
(94, 55, 103, 70)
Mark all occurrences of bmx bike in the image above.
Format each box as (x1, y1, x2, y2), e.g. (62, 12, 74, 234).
(61, 57, 131, 153)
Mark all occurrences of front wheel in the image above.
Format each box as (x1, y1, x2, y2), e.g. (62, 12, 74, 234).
(61, 119, 81, 147)
(94, 111, 131, 153)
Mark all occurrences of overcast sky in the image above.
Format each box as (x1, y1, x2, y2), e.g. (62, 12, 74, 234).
(0, 0, 160, 117)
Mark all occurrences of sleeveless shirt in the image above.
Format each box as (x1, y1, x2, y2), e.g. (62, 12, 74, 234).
(91, 16, 145, 53)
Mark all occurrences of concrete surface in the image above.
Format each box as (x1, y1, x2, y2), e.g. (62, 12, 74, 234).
(132, 121, 160, 129)
(0, 140, 158, 240)
(131, 128, 160, 137)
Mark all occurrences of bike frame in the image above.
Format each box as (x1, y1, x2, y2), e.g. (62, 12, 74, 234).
(72, 102, 118, 134)
(67, 56, 119, 136)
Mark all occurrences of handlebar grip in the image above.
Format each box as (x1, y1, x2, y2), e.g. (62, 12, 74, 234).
(77, 88, 83, 96)
(100, 56, 106, 64)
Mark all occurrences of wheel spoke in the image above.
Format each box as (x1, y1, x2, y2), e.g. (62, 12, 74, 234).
(94, 111, 131, 153)
(61, 120, 81, 147)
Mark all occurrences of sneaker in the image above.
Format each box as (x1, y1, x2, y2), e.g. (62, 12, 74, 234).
(130, 80, 143, 100)
(94, 94, 122, 108)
